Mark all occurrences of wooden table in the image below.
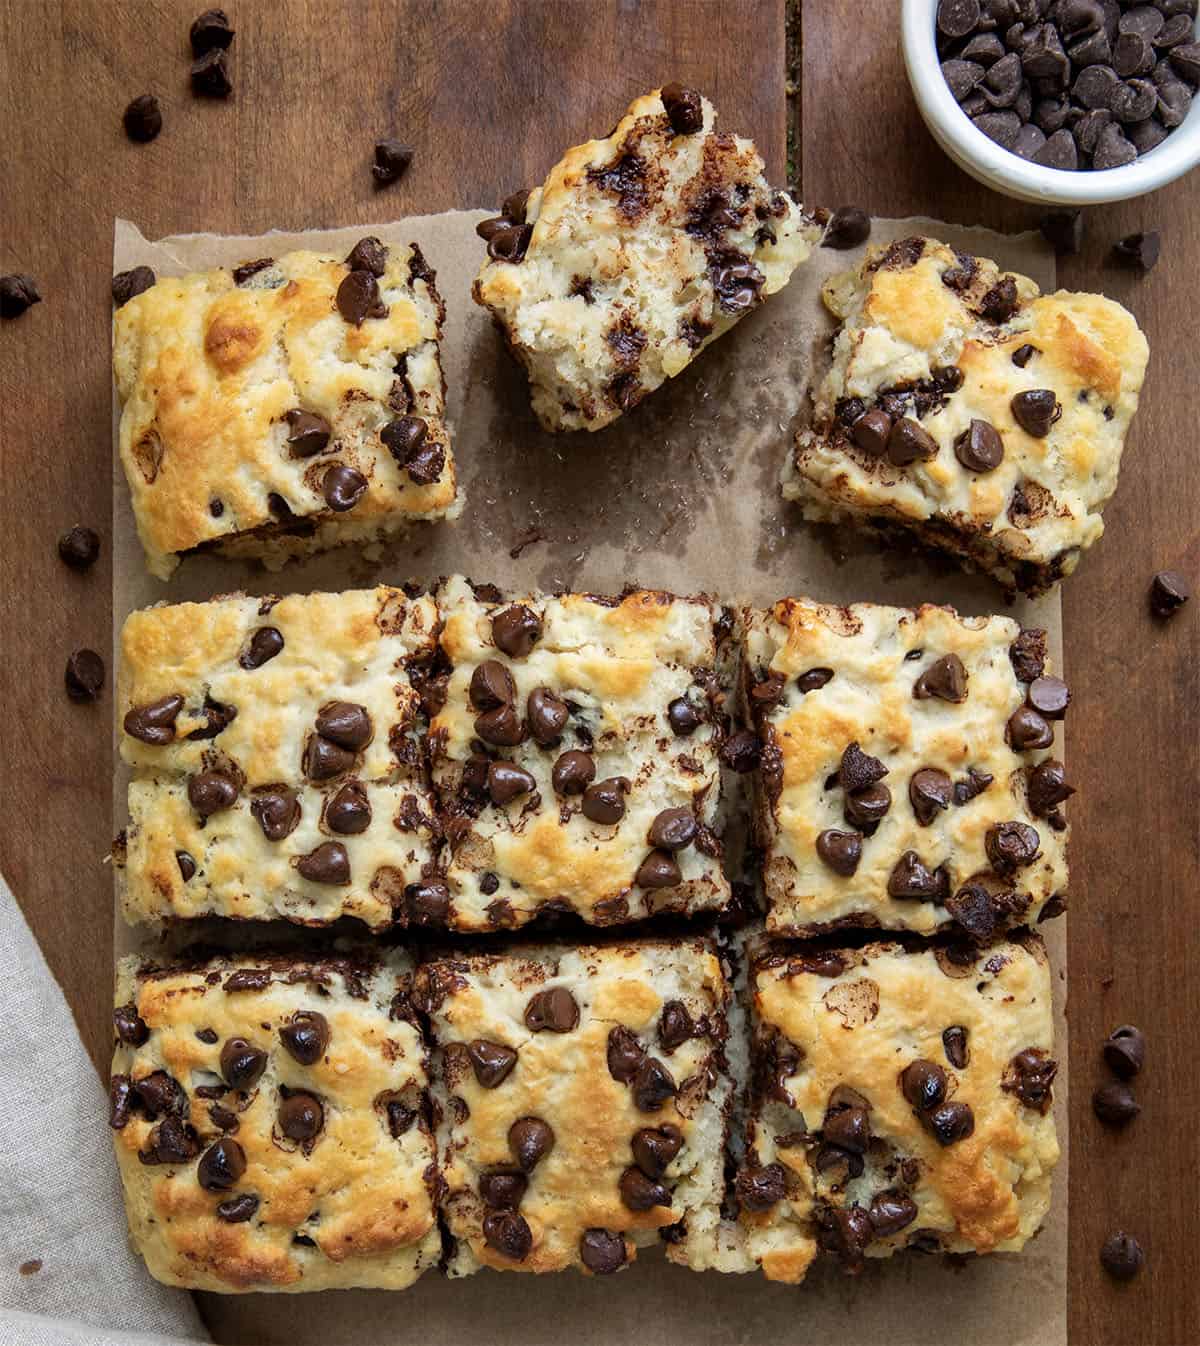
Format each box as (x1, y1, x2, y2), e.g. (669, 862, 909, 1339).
(1, 3, 1195, 1342)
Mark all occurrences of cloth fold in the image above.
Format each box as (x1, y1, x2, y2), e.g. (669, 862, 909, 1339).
(0, 873, 207, 1345)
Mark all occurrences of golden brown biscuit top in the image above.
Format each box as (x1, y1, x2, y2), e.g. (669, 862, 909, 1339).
(743, 596, 1070, 937)
(745, 936, 1058, 1275)
(418, 941, 728, 1274)
(110, 953, 437, 1292)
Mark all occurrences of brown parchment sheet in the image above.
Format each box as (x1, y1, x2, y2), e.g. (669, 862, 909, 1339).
(112, 213, 1067, 1346)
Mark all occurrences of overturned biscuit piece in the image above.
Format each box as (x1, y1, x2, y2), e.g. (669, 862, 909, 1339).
(417, 939, 731, 1276)
(784, 235, 1148, 595)
(115, 587, 440, 929)
(472, 86, 819, 432)
(742, 595, 1070, 939)
(109, 951, 440, 1292)
(732, 935, 1059, 1282)
(429, 574, 732, 930)
(113, 239, 458, 579)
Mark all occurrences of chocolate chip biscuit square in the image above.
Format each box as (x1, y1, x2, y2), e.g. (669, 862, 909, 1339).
(472, 86, 819, 432)
(416, 939, 731, 1276)
(742, 596, 1071, 939)
(112, 240, 458, 579)
(116, 587, 439, 929)
(110, 951, 440, 1292)
(732, 935, 1059, 1282)
(784, 235, 1148, 595)
(429, 574, 732, 929)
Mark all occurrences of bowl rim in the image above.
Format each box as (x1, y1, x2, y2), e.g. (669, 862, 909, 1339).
(901, 0, 1200, 205)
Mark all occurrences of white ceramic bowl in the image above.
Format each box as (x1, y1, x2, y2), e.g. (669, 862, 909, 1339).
(901, 0, 1200, 204)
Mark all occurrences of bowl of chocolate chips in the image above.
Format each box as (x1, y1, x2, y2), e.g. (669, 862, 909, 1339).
(902, 0, 1200, 203)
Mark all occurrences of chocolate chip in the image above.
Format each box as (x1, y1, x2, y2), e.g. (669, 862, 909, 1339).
(607, 1027, 646, 1084)
(824, 1104, 871, 1155)
(216, 1193, 258, 1223)
(0, 274, 39, 318)
(945, 882, 999, 941)
(798, 667, 835, 694)
(476, 700, 527, 747)
(321, 464, 368, 512)
(223, 969, 270, 993)
(581, 776, 629, 824)
(963, 32, 1006, 64)
(644, 808, 696, 853)
(483, 1211, 532, 1261)
(552, 749, 595, 795)
(487, 224, 534, 263)
(191, 48, 232, 97)
(661, 82, 703, 134)
(938, 0, 982, 38)
(900, 1059, 949, 1112)
(983, 50, 1024, 103)
(406, 436, 445, 485)
(619, 1166, 672, 1211)
(943, 57, 988, 100)
(190, 8, 234, 54)
(65, 649, 105, 702)
(822, 206, 872, 250)
(381, 414, 426, 467)
(1157, 15, 1195, 51)
(1094, 120, 1138, 165)
(1150, 569, 1190, 617)
(957, 770, 993, 803)
(250, 786, 300, 841)
(277, 1092, 324, 1143)
(886, 416, 939, 466)
(303, 733, 356, 781)
(839, 741, 888, 792)
(1007, 704, 1054, 750)
(405, 880, 450, 926)
(492, 604, 541, 657)
(479, 1170, 527, 1209)
(525, 987, 580, 1034)
(372, 139, 413, 186)
(850, 408, 893, 457)
(816, 1204, 874, 1272)
(313, 701, 371, 751)
(1114, 31, 1155, 77)
(1027, 759, 1074, 817)
(1027, 675, 1070, 719)
(986, 821, 1041, 873)
(502, 190, 531, 222)
(815, 829, 862, 876)
(1010, 627, 1048, 682)
(57, 525, 101, 572)
(870, 1192, 919, 1237)
(943, 1025, 970, 1069)
(633, 848, 680, 890)
(124, 693, 183, 745)
(973, 108, 1023, 145)
(112, 266, 155, 308)
(296, 841, 350, 884)
(220, 1037, 267, 1090)
(888, 852, 950, 902)
(1100, 1231, 1144, 1280)
(336, 269, 386, 325)
(468, 1039, 518, 1087)
(666, 696, 701, 735)
(580, 1228, 627, 1274)
(909, 768, 952, 825)
(113, 1003, 150, 1046)
(1093, 1080, 1141, 1125)
(632, 1056, 676, 1112)
(123, 94, 162, 143)
(527, 687, 569, 746)
(841, 782, 891, 832)
(509, 1117, 555, 1172)
(239, 626, 284, 671)
(1033, 127, 1080, 167)
(324, 780, 371, 834)
(632, 1124, 684, 1179)
(1103, 1024, 1146, 1078)
(279, 1011, 330, 1066)
(187, 770, 238, 818)
(924, 1100, 975, 1145)
(487, 761, 536, 806)
(283, 409, 331, 458)
(185, 694, 237, 741)
(720, 729, 761, 773)
(1003, 1048, 1058, 1112)
(914, 653, 969, 702)
(132, 1070, 187, 1120)
(1114, 229, 1161, 271)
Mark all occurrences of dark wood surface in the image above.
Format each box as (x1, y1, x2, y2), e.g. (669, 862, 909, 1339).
(0, 3, 1194, 1343)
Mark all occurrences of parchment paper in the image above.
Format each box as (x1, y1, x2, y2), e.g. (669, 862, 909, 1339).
(111, 212, 1067, 1346)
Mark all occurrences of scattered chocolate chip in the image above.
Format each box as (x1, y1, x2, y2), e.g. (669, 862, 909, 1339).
(843, 782, 891, 830)
(57, 525, 101, 571)
(284, 409, 331, 458)
(580, 1228, 627, 1274)
(888, 851, 949, 902)
(190, 8, 234, 55)
(220, 1037, 267, 1091)
(249, 787, 300, 841)
(1003, 1048, 1058, 1113)
(816, 1204, 874, 1272)
(65, 649, 105, 702)
(1028, 675, 1070, 719)
(492, 604, 541, 657)
(954, 418, 1005, 472)
(720, 729, 761, 773)
(661, 82, 703, 135)
(923, 1100, 975, 1145)
(986, 820, 1041, 872)
(527, 686, 569, 746)
(468, 1040, 517, 1088)
(647, 808, 697, 852)
(113, 1003, 150, 1046)
(887, 416, 940, 466)
(979, 274, 1020, 322)
(582, 777, 629, 824)
(735, 1162, 788, 1212)
(112, 266, 155, 308)
(123, 94, 162, 143)
(636, 848, 682, 889)
(914, 653, 969, 702)
(1113, 229, 1161, 271)
(900, 1059, 949, 1112)
(187, 770, 238, 818)
(632, 1056, 677, 1112)
(839, 741, 888, 792)
(336, 269, 386, 325)
(196, 1137, 246, 1191)
(483, 1211, 532, 1261)
(822, 206, 872, 250)
(280, 1011, 330, 1066)
(314, 701, 371, 751)
(667, 696, 701, 735)
(142, 1115, 200, 1163)
(296, 841, 350, 884)
(239, 626, 284, 671)
(324, 780, 371, 834)
(479, 1170, 526, 1209)
(1, 272, 40, 319)
(303, 732, 356, 781)
(607, 1027, 646, 1084)
(1103, 1024, 1146, 1079)
(321, 464, 368, 512)
(851, 408, 893, 457)
(524, 987, 580, 1034)
(1093, 1080, 1141, 1125)
(487, 761, 536, 806)
(372, 139, 413, 186)
(277, 1092, 324, 1143)
(943, 1025, 969, 1069)
(551, 749, 595, 795)
(190, 48, 232, 98)
(1149, 569, 1190, 618)
(123, 693, 183, 745)
(798, 667, 834, 694)
(869, 1192, 919, 1237)
(381, 414, 427, 467)
(216, 1193, 258, 1223)
(1027, 759, 1074, 817)
(633, 1124, 683, 1178)
(1010, 627, 1047, 682)
(1007, 704, 1054, 750)
(618, 1165, 672, 1212)
(405, 880, 450, 926)
(509, 1116, 555, 1172)
(816, 829, 862, 876)
(487, 224, 533, 264)
(909, 768, 952, 825)
(1100, 1231, 1144, 1281)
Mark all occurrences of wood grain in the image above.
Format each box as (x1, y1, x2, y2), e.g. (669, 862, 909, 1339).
(799, 6, 1200, 1345)
(1, 3, 1195, 1343)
